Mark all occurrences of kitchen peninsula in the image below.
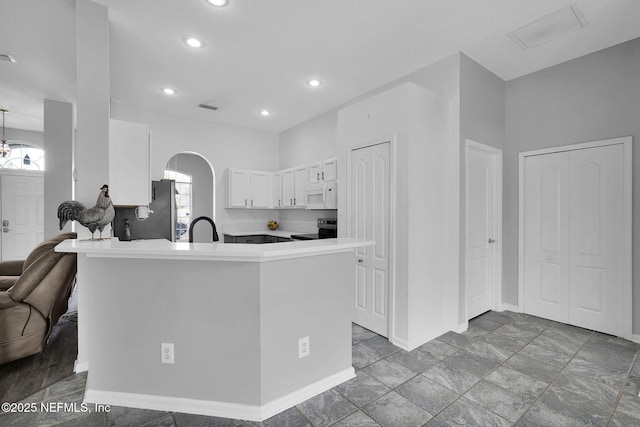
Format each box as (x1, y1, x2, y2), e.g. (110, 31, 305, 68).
(55, 237, 372, 422)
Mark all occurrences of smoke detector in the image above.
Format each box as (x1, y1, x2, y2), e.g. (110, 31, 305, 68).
(507, 4, 588, 50)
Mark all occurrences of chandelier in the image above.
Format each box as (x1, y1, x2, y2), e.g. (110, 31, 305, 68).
(0, 109, 10, 157)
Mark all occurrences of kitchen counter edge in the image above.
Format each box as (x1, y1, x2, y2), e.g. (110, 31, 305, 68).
(55, 238, 373, 262)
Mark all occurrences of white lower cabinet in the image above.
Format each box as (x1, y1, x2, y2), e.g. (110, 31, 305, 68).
(228, 169, 272, 208)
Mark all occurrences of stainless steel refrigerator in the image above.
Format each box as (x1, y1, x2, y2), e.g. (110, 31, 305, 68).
(113, 180, 177, 241)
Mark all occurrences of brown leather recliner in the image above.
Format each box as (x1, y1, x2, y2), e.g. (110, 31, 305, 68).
(0, 232, 77, 365)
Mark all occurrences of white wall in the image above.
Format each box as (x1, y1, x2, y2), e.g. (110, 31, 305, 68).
(110, 101, 279, 236)
(279, 111, 338, 169)
(504, 37, 640, 333)
(277, 55, 461, 235)
(338, 83, 457, 349)
(4, 128, 44, 147)
(75, 0, 110, 239)
(44, 99, 73, 239)
(276, 111, 339, 230)
(459, 54, 506, 322)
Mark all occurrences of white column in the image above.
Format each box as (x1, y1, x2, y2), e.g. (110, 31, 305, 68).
(75, 0, 110, 239)
(44, 99, 73, 239)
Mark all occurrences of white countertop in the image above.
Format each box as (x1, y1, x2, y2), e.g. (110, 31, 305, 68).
(55, 237, 373, 262)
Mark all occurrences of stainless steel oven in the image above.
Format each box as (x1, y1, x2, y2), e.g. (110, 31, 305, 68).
(290, 218, 337, 240)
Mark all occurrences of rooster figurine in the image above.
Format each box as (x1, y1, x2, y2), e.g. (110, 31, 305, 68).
(57, 184, 115, 240)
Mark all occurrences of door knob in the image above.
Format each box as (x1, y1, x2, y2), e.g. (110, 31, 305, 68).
(2, 227, 9, 233)
(358, 259, 364, 263)
(2, 220, 8, 227)
(488, 238, 496, 244)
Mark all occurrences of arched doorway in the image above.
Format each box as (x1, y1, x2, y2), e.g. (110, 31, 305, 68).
(165, 152, 215, 243)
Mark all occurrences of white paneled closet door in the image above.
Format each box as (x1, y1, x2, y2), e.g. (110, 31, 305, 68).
(522, 142, 628, 337)
(351, 142, 391, 337)
(568, 144, 626, 334)
(523, 151, 570, 324)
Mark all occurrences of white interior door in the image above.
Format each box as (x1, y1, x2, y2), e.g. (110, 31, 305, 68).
(351, 142, 390, 337)
(523, 152, 570, 323)
(465, 142, 501, 320)
(568, 144, 626, 335)
(522, 140, 630, 337)
(1, 175, 44, 260)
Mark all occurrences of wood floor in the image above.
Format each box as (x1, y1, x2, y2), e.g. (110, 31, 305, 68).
(0, 287, 78, 403)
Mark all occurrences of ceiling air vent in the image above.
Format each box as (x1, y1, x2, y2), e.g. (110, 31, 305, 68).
(0, 53, 17, 63)
(507, 4, 588, 50)
(198, 103, 218, 111)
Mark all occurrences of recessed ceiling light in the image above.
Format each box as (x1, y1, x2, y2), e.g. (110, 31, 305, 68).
(206, 0, 228, 7)
(307, 79, 322, 87)
(259, 109, 271, 117)
(185, 38, 203, 48)
(162, 88, 176, 95)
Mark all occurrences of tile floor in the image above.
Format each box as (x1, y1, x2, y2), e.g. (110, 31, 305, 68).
(1, 310, 639, 426)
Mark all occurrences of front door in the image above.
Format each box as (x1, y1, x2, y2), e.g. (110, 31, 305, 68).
(1, 174, 44, 260)
(465, 142, 501, 320)
(351, 142, 391, 337)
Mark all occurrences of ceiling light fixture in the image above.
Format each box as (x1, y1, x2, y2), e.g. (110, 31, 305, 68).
(206, 0, 228, 7)
(307, 79, 322, 87)
(1, 109, 11, 158)
(162, 88, 176, 95)
(259, 109, 271, 117)
(185, 38, 203, 48)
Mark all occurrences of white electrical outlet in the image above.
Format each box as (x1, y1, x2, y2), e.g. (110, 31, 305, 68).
(161, 342, 174, 364)
(298, 336, 310, 358)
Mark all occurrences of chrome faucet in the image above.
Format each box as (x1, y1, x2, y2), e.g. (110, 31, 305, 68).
(188, 216, 219, 243)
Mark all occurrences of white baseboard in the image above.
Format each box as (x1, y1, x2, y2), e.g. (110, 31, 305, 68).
(499, 303, 520, 313)
(451, 321, 468, 334)
(74, 360, 89, 373)
(389, 335, 410, 351)
(391, 324, 459, 352)
(84, 367, 355, 422)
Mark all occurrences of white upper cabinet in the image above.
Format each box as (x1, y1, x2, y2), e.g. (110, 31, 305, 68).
(322, 158, 337, 181)
(273, 171, 283, 208)
(228, 158, 332, 210)
(281, 168, 295, 207)
(228, 169, 251, 208)
(280, 165, 308, 208)
(249, 171, 271, 208)
(308, 158, 337, 184)
(293, 165, 309, 207)
(308, 162, 322, 184)
(228, 169, 272, 208)
(109, 119, 151, 206)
